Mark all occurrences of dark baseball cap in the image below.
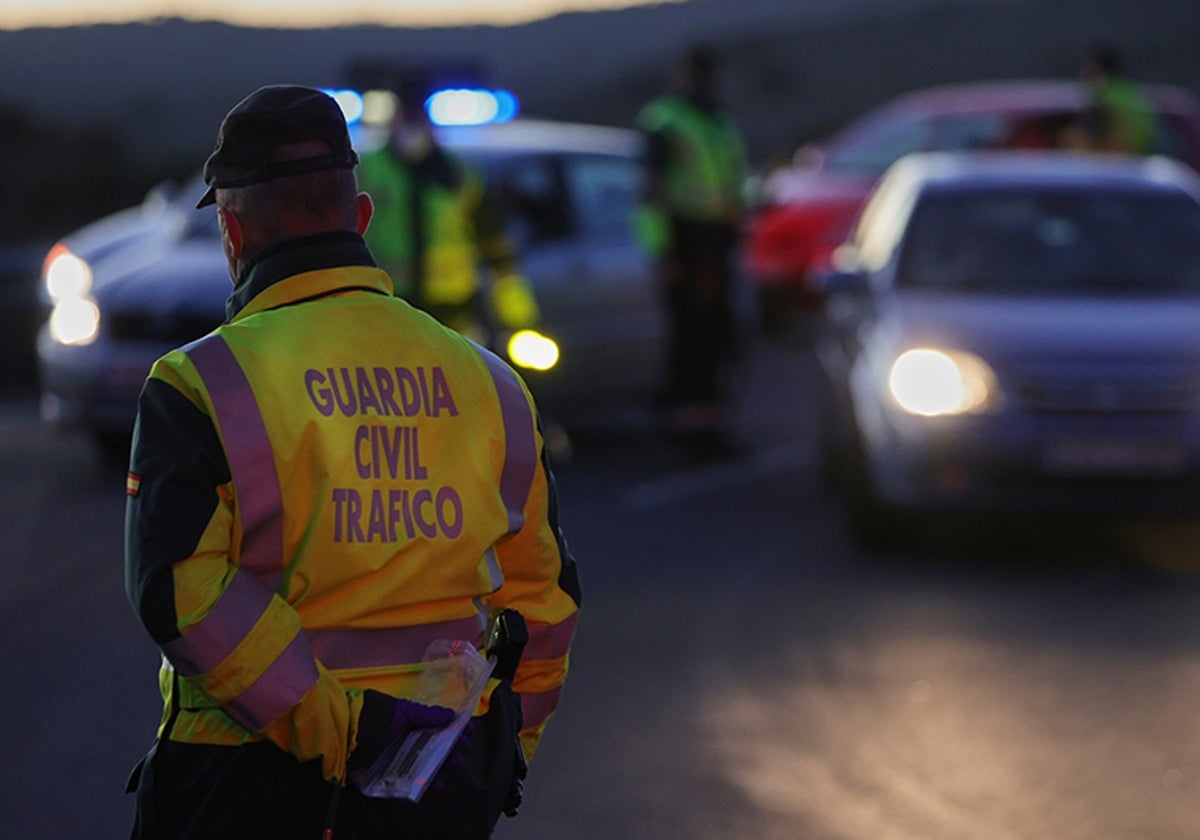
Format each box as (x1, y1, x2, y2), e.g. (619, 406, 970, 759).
(196, 85, 359, 209)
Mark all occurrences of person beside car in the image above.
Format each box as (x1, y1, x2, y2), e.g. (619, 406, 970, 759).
(635, 45, 748, 459)
(357, 85, 540, 347)
(123, 84, 581, 839)
(1079, 44, 1160, 156)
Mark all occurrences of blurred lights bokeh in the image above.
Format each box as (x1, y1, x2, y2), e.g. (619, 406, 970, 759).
(887, 347, 1000, 417)
(426, 89, 518, 126)
(49, 296, 101, 346)
(322, 88, 365, 124)
(507, 329, 559, 371)
(361, 89, 399, 126)
(330, 87, 520, 127)
(43, 243, 101, 346)
(43, 245, 93, 300)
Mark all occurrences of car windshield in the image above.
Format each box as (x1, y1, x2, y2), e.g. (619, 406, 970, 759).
(897, 187, 1200, 295)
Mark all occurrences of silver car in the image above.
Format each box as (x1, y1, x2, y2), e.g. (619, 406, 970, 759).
(813, 151, 1200, 547)
(37, 118, 664, 457)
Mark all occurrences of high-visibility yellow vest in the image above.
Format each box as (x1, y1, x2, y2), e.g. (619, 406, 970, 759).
(1092, 77, 1160, 155)
(126, 238, 577, 783)
(357, 146, 487, 307)
(637, 95, 747, 226)
(358, 146, 540, 332)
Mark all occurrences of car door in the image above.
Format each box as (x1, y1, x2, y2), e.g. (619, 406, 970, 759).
(496, 150, 662, 410)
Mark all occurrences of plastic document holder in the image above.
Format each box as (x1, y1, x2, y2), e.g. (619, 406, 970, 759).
(356, 639, 494, 802)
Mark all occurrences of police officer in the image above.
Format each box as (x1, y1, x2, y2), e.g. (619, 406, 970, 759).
(124, 85, 581, 839)
(1080, 44, 1160, 155)
(636, 45, 748, 459)
(357, 85, 539, 346)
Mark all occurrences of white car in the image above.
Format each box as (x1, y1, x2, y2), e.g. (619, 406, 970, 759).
(37, 118, 667, 458)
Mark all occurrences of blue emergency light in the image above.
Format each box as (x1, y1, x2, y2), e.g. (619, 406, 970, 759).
(322, 89, 366, 125)
(325, 85, 519, 129)
(426, 89, 519, 126)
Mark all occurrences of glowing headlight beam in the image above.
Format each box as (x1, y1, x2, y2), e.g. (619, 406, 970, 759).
(888, 347, 1000, 417)
(43, 246, 93, 300)
(507, 330, 559, 371)
(49, 296, 101, 346)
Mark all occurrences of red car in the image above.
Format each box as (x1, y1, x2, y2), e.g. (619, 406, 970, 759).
(745, 79, 1200, 328)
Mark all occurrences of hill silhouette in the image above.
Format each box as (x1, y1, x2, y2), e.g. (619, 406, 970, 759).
(0, 0, 1198, 241)
(1, 0, 1199, 394)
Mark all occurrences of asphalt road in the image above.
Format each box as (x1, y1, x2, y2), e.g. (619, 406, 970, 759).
(3, 333, 1200, 839)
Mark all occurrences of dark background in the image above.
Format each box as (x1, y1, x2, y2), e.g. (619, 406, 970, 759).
(2, 0, 1199, 246)
(6, 6, 1200, 836)
(2, 0, 1199, 392)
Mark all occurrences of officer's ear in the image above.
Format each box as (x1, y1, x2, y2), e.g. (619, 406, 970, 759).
(217, 206, 245, 259)
(356, 192, 374, 235)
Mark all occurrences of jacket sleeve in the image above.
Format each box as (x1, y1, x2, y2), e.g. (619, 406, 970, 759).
(124, 361, 359, 783)
(489, 401, 582, 763)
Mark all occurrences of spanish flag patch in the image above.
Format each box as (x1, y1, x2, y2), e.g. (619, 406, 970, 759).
(126, 472, 142, 497)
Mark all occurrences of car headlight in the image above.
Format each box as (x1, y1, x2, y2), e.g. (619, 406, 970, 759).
(48, 295, 101, 346)
(887, 347, 1002, 417)
(43, 243, 93, 300)
(506, 329, 559, 372)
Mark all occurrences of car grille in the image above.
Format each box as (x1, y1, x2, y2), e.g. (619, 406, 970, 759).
(106, 312, 221, 345)
(1014, 377, 1199, 415)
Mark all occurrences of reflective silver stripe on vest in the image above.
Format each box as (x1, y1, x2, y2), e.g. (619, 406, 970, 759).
(162, 566, 321, 729)
(512, 614, 578, 731)
(162, 566, 273, 677)
(180, 333, 318, 727)
(307, 614, 488, 670)
(524, 612, 579, 663)
(521, 685, 563, 732)
(475, 345, 537, 535)
(223, 630, 321, 732)
(186, 333, 285, 589)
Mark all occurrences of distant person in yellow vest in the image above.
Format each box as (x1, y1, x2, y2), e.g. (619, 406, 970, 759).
(357, 89, 539, 346)
(636, 45, 748, 459)
(124, 85, 580, 839)
(1080, 44, 1160, 155)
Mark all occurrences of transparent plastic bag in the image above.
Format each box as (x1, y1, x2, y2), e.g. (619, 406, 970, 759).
(355, 639, 494, 802)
